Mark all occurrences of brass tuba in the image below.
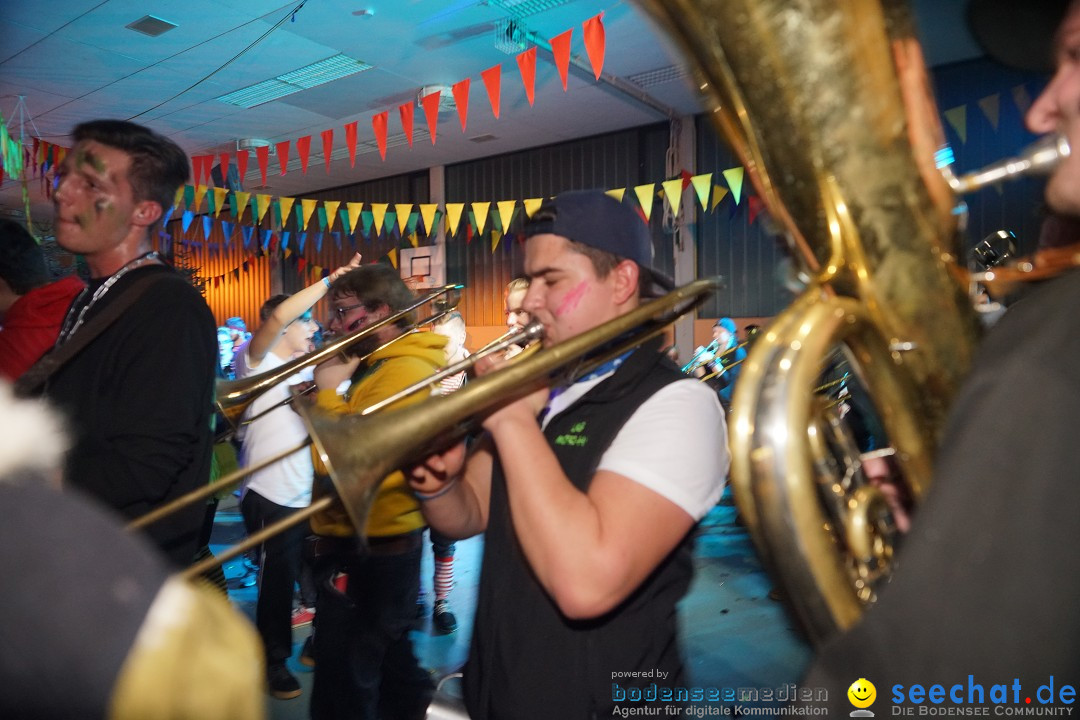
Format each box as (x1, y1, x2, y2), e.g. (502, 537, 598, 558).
(637, 0, 1062, 643)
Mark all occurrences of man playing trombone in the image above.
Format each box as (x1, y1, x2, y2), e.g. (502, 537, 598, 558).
(409, 190, 730, 719)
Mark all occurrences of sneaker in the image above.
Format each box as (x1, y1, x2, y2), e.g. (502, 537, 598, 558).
(299, 636, 316, 668)
(415, 599, 427, 619)
(267, 662, 302, 700)
(432, 599, 458, 635)
(291, 606, 315, 628)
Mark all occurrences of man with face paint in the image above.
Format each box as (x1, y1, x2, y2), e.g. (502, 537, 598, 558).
(409, 190, 729, 719)
(805, 0, 1080, 707)
(33, 120, 217, 568)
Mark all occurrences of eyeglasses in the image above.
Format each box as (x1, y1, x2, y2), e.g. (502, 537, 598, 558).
(332, 303, 367, 320)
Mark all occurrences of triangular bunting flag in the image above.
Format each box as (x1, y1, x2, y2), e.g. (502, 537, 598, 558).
(605, 188, 626, 202)
(242, 225, 255, 248)
(395, 203, 413, 235)
(279, 197, 296, 229)
(221, 221, 233, 244)
(634, 184, 655, 221)
(253, 193, 269, 224)
(978, 94, 1000, 131)
(1011, 85, 1032, 115)
(523, 197, 544, 218)
(212, 187, 228, 218)
(445, 203, 465, 237)
(275, 140, 290, 176)
(193, 184, 209, 213)
(298, 232, 307, 251)
(202, 215, 212, 240)
(320, 129, 334, 173)
(491, 229, 502, 253)
(233, 191, 251, 220)
(582, 13, 606, 80)
(344, 121, 358, 167)
(371, 203, 388, 237)
(317, 206, 328, 232)
(481, 64, 501, 119)
(452, 78, 470, 132)
(387, 248, 398, 269)
(280, 230, 290, 250)
(361, 211, 373, 238)
(383, 211, 397, 236)
(419, 203, 439, 235)
(372, 111, 389, 161)
(711, 186, 728, 212)
(183, 184, 194, 210)
(338, 209, 350, 235)
(472, 202, 491, 235)
(747, 195, 765, 225)
(722, 167, 744, 205)
(347, 202, 364, 235)
(691, 173, 712, 210)
(323, 200, 341, 231)
(944, 105, 967, 144)
(173, 186, 185, 210)
(236, 150, 249, 183)
(551, 29, 572, 91)
(301, 199, 318, 231)
(218, 153, 231, 184)
(421, 91, 441, 145)
(256, 146, 269, 187)
(182, 210, 194, 233)
(405, 212, 420, 237)
(496, 200, 516, 233)
(517, 47, 537, 107)
(662, 179, 683, 218)
(399, 102, 414, 148)
(296, 135, 311, 174)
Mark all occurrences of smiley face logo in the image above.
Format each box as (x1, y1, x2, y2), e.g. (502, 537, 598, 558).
(847, 678, 877, 709)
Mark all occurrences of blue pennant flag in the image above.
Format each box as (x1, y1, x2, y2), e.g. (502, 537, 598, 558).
(316, 232, 323, 252)
(242, 225, 255, 248)
(281, 230, 291, 250)
(332, 231, 341, 249)
(181, 210, 194, 233)
(221, 221, 233, 247)
(161, 206, 175, 227)
(202, 215, 212, 240)
(262, 228, 272, 251)
(298, 232, 307, 252)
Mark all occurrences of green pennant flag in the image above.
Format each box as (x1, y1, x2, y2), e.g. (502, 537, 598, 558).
(339, 208, 351, 235)
(317, 206, 328, 232)
(384, 210, 397, 236)
(183, 184, 194, 210)
(361, 209, 374, 237)
(405, 211, 420, 236)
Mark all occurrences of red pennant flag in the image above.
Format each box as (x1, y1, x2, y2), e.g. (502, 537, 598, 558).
(399, 102, 414, 148)
(481, 65, 502, 119)
(256, 146, 269, 187)
(190, 156, 203, 186)
(747, 195, 765, 225)
(681, 169, 693, 191)
(344, 121, 358, 167)
(296, 135, 311, 175)
(372, 111, 389, 161)
(420, 90, 441, 145)
(551, 29, 573, 91)
(452, 78, 470, 132)
(582, 13, 606, 80)
(275, 140, 290, 176)
(236, 149, 249, 184)
(218, 152, 231, 185)
(516, 47, 537, 107)
(321, 129, 334, 174)
(297, 257, 307, 273)
(465, 222, 473, 245)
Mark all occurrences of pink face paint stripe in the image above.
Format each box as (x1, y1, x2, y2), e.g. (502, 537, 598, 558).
(554, 280, 589, 317)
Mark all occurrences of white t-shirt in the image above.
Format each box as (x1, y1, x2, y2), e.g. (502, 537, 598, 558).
(234, 342, 314, 508)
(542, 373, 728, 520)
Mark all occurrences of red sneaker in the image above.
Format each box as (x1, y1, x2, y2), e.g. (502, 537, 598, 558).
(291, 606, 315, 628)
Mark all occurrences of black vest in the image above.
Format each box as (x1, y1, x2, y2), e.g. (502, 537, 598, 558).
(464, 340, 696, 720)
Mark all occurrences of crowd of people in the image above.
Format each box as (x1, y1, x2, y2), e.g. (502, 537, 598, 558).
(2, 1, 1078, 715)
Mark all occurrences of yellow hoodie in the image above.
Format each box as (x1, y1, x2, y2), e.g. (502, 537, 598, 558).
(310, 329, 448, 538)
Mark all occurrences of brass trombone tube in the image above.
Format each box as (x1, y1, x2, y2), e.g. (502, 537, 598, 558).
(127, 441, 311, 530)
(360, 321, 546, 416)
(943, 134, 1070, 195)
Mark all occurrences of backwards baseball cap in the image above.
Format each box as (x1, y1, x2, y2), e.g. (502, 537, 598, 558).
(967, 0, 1069, 73)
(524, 190, 675, 298)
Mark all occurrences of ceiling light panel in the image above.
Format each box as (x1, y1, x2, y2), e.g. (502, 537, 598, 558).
(217, 54, 374, 108)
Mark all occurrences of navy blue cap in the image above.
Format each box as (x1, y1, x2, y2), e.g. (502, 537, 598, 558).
(525, 190, 675, 297)
(967, 0, 1069, 73)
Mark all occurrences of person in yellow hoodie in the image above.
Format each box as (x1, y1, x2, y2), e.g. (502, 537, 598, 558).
(307, 263, 447, 720)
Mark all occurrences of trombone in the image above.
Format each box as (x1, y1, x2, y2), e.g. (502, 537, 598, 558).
(160, 277, 721, 581)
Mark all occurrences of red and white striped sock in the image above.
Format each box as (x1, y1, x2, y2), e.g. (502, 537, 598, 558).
(434, 555, 454, 602)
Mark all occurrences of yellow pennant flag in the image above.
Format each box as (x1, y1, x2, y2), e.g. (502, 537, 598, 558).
(347, 202, 364, 234)
(386, 248, 398, 269)
(301, 199, 319, 231)
(173, 186, 185, 209)
(278, 197, 296, 227)
(370, 203, 389, 237)
(722, 167, 744, 205)
(419, 204, 439, 235)
(212, 187, 228, 218)
(193, 184, 209, 213)
(233, 191, 251, 219)
(978, 94, 1000, 131)
(691, 174, 712, 210)
(944, 105, 967, 144)
(323, 200, 341, 231)
(523, 198, 544, 219)
(395, 203, 413, 235)
(661, 179, 683, 218)
(408, 232, 419, 248)
(284, 248, 292, 260)
(605, 188, 626, 203)
(491, 230, 502, 254)
(496, 200, 516, 234)
(711, 186, 729, 212)
(445, 203, 465, 236)
(472, 201, 491, 236)
(256, 194, 272, 224)
(634, 183, 655, 221)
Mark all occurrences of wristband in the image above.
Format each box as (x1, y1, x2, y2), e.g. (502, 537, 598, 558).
(413, 478, 458, 501)
(323, 276, 331, 289)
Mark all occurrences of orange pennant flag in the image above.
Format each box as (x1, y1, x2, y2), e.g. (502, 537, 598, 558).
(452, 78, 471, 132)
(256, 146, 270, 187)
(582, 13, 606, 80)
(551, 29, 572, 91)
(296, 135, 311, 175)
(344, 121, 358, 167)
(320, 129, 334, 173)
(481, 65, 501, 119)
(399, 102, 414, 148)
(421, 90, 441, 145)
(275, 141, 290, 176)
(517, 47, 537, 107)
(372, 112, 389, 161)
